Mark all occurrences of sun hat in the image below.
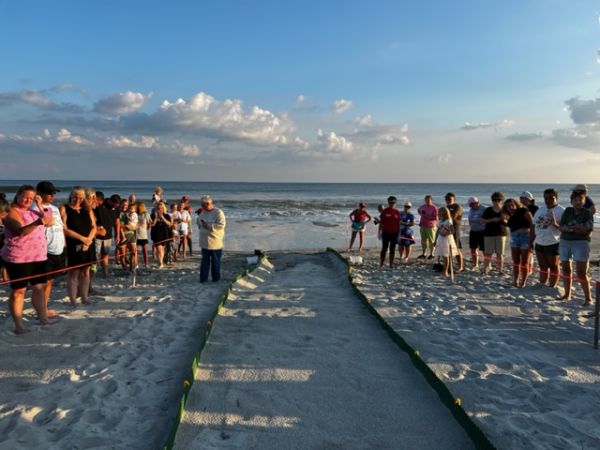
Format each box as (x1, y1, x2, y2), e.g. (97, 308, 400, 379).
(519, 191, 534, 201)
(466, 196, 479, 206)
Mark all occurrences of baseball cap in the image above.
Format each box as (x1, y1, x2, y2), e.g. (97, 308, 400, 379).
(466, 196, 479, 206)
(519, 191, 534, 200)
(36, 181, 60, 194)
(572, 184, 588, 192)
(404, 201, 412, 207)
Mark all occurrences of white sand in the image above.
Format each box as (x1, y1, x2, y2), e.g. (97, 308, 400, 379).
(174, 253, 473, 449)
(0, 255, 246, 449)
(348, 249, 600, 449)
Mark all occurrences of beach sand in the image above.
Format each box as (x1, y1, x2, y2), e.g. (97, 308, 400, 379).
(0, 255, 247, 449)
(0, 239, 599, 449)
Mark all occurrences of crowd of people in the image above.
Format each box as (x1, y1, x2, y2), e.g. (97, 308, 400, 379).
(0, 182, 226, 334)
(348, 184, 595, 305)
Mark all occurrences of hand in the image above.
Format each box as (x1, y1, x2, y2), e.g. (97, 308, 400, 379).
(201, 219, 209, 229)
(96, 226, 107, 237)
(40, 215, 55, 227)
(82, 237, 93, 246)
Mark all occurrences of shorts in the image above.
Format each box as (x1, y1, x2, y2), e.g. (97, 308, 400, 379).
(125, 232, 136, 245)
(4, 260, 49, 289)
(559, 240, 590, 262)
(535, 243, 559, 257)
(484, 235, 506, 256)
(469, 230, 485, 251)
(510, 231, 530, 250)
(420, 227, 436, 244)
(47, 251, 67, 279)
(95, 239, 112, 257)
(351, 222, 365, 232)
(137, 239, 148, 246)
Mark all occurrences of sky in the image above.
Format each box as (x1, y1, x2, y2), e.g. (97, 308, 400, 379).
(0, 0, 599, 183)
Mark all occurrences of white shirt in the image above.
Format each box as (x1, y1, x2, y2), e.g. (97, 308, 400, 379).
(533, 205, 565, 246)
(32, 203, 65, 256)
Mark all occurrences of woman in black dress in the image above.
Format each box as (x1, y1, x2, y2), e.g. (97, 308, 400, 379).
(150, 201, 172, 269)
(60, 186, 96, 305)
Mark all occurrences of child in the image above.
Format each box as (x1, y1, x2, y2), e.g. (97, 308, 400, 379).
(435, 207, 457, 277)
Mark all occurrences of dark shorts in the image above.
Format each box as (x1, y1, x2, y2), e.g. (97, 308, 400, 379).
(535, 243, 559, 257)
(469, 230, 485, 251)
(4, 260, 49, 289)
(381, 232, 399, 252)
(137, 239, 148, 246)
(47, 251, 67, 279)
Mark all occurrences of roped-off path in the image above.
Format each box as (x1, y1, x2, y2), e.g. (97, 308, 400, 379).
(174, 253, 474, 449)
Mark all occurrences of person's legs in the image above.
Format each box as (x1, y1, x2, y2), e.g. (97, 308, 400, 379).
(211, 249, 222, 281)
(79, 268, 91, 304)
(141, 243, 149, 267)
(560, 259, 572, 300)
(520, 249, 531, 287)
(156, 244, 165, 268)
(67, 269, 79, 305)
(200, 248, 211, 282)
(388, 234, 398, 268)
(442, 256, 450, 276)
(358, 231, 365, 251)
(575, 260, 592, 304)
(510, 247, 520, 286)
(548, 255, 560, 288)
(536, 249, 549, 285)
(418, 227, 427, 257)
(9, 287, 27, 334)
(31, 283, 49, 324)
(348, 231, 358, 251)
(380, 234, 391, 268)
(187, 235, 193, 256)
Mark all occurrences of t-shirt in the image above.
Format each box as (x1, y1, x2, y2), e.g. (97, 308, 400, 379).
(507, 207, 531, 232)
(446, 203, 463, 236)
(482, 207, 508, 237)
(178, 210, 191, 234)
(136, 212, 150, 240)
(32, 203, 66, 255)
(94, 204, 114, 240)
(533, 205, 565, 246)
(400, 212, 414, 237)
(417, 204, 437, 228)
(468, 205, 486, 232)
(560, 207, 593, 241)
(350, 208, 367, 224)
(380, 207, 401, 234)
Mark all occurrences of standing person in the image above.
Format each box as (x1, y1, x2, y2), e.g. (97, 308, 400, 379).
(168, 203, 180, 263)
(122, 201, 138, 272)
(0, 193, 9, 282)
(503, 198, 534, 287)
(135, 202, 151, 268)
(186, 205, 194, 256)
(417, 195, 437, 259)
(398, 201, 415, 260)
(347, 202, 372, 252)
(197, 195, 226, 282)
(571, 184, 596, 215)
(444, 193, 464, 271)
(152, 186, 164, 210)
(467, 197, 486, 269)
(177, 203, 192, 259)
(481, 192, 508, 274)
(435, 207, 458, 277)
(93, 192, 114, 278)
(373, 204, 385, 242)
(379, 196, 401, 269)
(531, 189, 565, 288)
(61, 186, 97, 306)
(115, 199, 130, 269)
(557, 191, 593, 304)
(150, 202, 172, 269)
(1, 185, 54, 333)
(520, 191, 538, 216)
(34, 181, 66, 316)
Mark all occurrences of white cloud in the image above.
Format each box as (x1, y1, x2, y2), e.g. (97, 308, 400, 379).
(427, 153, 453, 164)
(332, 99, 353, 114)
(461, 119, 515, 131)
(317, 129, 353, 154)
(106, 135, 158, 148)
(94, 91, 153, 114)
(55, 128, 90, 145)
(295, 94, 306, 105)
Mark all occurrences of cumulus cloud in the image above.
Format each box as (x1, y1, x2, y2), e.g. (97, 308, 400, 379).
(0, 89, 84, 113)
(316, 129, 353, 154)
(106, 135, 158, 148)
(50, 83, 88, 95)
(332, 99, 353, 114)
(461, 119, 515, 131)
(0, 128, 91, 149)
(350, 116, 410, 149)
(94, 91, 153, 115)
(564, 97, 600, 125)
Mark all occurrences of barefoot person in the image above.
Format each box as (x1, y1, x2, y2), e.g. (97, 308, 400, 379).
(481, 192, 508, 274)
(197, 195, 226, 282)
(417, 195, 437, 259)
(135, 202, 151, 268)
(503, 198, 533, 287)
(379, 196, 401, 269)
(467, 196, 486, 269)
(34, 181, 66, 317)
(444, 193, 464, 271)
(531, 188, 564, 288)
(150, 202, 172, 269)
(557, 191, 593, 304)
(347, 202, 372, 251)
(1, 185, 54, 333)
(0, 193, 9, 282)
(435, 207, 458, 277)
(61, 186, 97, 306)
(398, 201, 415, 260)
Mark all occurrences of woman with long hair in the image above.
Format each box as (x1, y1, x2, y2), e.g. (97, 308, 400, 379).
(60, 186, 96, 306)
(502, 198, 533, 287)
(136, 202, 151, 268)
(150, 202, 173, 269)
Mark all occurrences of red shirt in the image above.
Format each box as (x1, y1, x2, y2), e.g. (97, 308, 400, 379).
(380, 207, 401, 233)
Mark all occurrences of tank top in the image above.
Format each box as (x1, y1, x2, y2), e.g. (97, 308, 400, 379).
(65, 205, 92, 244)
(508, 207, 531, 232)
(1, 207, 47, 263)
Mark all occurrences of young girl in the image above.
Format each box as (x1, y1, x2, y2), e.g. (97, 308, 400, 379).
(435, 207, 457, 277)
(135, 202, 151, 268)
(503, 198, 533, 287)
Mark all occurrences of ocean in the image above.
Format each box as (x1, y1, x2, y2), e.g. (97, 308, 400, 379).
(1, 181, 597, 251)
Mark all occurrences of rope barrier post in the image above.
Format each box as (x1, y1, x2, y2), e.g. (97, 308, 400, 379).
(594, 258, 599, 349)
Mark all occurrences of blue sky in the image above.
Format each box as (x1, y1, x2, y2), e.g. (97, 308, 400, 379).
(0, 0, 599, 182)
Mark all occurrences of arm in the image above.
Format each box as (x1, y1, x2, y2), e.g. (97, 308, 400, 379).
(364, 211, 372, 223)
(3, 210, 49, 237)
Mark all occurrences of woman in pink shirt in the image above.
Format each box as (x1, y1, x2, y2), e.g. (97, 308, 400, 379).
(1, 185, 55, 334)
